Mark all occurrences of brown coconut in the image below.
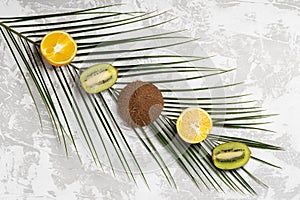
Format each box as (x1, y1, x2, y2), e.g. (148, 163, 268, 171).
(117, 81, 164, 127)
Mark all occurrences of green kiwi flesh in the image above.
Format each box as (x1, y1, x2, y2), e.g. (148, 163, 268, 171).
(80, 63, 118, 94)
(212, 142, 251, 170)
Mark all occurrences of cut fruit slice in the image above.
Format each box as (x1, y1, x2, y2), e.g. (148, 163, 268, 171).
(80, 63, 118, 94)
(212, 142, 251, 170)
(176, 107, 212, 144)
(40, 30, 77, 67)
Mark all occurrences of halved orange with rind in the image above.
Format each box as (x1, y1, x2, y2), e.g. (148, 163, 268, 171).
(176, 107, 212, 144)
(40, 31, 77, 67)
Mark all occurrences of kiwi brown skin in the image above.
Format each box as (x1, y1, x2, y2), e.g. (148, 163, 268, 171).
(212, 142, 251, 170)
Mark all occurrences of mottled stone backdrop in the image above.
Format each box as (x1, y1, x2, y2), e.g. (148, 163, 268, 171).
(0, 0, 300, 199)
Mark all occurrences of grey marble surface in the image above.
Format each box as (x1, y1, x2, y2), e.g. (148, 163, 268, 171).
(1, 0, 300, 199)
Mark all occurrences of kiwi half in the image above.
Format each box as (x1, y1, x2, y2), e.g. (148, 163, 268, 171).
(212, 142, 251, 170)
(80, 63, 118, 94)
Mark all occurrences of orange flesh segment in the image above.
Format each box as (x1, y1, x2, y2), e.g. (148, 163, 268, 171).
(40, 31, 77, 66)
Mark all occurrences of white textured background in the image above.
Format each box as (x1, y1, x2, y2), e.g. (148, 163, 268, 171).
(1, 0, 300, 199)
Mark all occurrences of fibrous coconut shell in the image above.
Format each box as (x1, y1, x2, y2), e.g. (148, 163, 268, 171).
(117, 81, 164, 127)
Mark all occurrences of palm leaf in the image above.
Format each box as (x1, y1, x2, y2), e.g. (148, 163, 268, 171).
(0, 4, 281, 193)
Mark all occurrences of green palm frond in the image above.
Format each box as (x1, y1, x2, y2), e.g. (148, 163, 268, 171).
(0, 4, 281, 193)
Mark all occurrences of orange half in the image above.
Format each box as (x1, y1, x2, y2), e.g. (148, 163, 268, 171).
(40, 31, 77, 67)
(176, 107, 212, 144)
